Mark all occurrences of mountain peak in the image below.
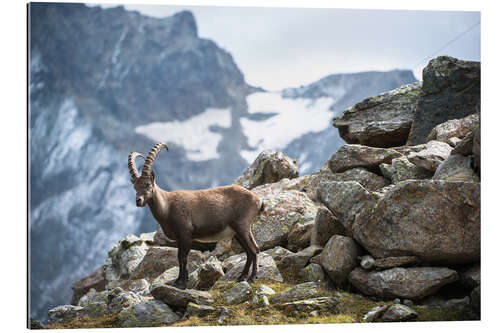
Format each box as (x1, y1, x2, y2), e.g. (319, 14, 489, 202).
(171, 10, 198, 38)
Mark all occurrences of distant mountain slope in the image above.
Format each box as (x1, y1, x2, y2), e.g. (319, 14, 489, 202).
(28, 3, 416, 322)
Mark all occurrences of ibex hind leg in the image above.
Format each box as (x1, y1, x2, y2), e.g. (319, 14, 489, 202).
(247, 231, 260, 283)
(234, 233, 253, 282)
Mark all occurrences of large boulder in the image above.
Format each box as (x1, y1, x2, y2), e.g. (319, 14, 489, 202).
(327, 144, 403, 173)
(407, 56, 480, 145)
(310, 206, 346, 246)
(352, 180, 480, 264)
(234, 149, 299, 190)
(433, 155, 479, 182)
(48, 305, 84, 324)
(71, 265, 106, 305)
(318, 181, 378, 235)
(333, 82, 422, 147)
(274, 297, 339, 314)
(320, 235, 360, 286)
(407, 140, 453, 171)
(348, 267, 459, 300)
(427, 113, 480, 145)
(286, 221, 314, 251)
(246, 188, 319, 250)
(117, 300, 180, 327)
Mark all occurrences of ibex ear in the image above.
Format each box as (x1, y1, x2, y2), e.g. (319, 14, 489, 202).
(150, 170, 155, 183)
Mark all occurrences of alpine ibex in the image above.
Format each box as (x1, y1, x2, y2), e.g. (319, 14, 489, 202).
(128, 143, 264, 289)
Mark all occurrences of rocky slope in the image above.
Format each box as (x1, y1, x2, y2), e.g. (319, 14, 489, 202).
(28, 3, 417, 321)
(37, 55, 481, 328)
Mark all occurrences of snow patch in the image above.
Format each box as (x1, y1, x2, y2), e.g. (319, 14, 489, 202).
(135, 108, 232, 161)
(240, 92, 334, 163)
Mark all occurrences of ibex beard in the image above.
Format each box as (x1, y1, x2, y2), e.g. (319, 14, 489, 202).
(128, 143, 264, 289)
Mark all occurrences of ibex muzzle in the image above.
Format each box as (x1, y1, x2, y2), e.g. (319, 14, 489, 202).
(128, 143, 264, 289)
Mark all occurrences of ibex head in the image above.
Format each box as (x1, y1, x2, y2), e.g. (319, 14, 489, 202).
(128, 143, 168, 207)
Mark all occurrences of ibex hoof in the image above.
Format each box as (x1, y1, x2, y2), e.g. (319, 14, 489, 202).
(173, 279, 187, 290)
(247, 276, 257, 283)
(236, 276, 247, 282)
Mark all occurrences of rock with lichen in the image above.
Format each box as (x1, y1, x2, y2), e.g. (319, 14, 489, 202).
(333, 82, 421, 147)
(234, 149, 299, 190)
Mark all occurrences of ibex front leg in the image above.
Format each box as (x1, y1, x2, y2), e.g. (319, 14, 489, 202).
(174, 236, 192, 289)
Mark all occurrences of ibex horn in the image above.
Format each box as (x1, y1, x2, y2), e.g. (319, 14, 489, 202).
(128, 152, 145, 184)
(142, 143, 168, 176)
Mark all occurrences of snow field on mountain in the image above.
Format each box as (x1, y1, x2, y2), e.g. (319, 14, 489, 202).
(240, 92, 334, 163)
(135, 108, 232, 161)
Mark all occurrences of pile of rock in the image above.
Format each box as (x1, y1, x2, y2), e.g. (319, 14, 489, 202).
(50, 56, 480, 327)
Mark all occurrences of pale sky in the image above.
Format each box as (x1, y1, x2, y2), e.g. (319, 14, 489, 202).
(93, 3, 480, 91)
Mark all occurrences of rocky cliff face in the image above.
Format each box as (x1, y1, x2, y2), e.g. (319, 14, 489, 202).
(29, 3, 417, 321)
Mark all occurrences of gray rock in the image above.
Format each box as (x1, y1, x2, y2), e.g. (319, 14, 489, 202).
(71, 265, 106, 305)
(104, 236, 149, 283)
(328, 144, 403, 173)
(320, 235, 360, 285)
(352, 180, 480, 263)
(403, 299, 413, 306)
(348, 267, 459, 300)
(310, 206, 346, 247)
(381, 156, 433, 184)
(223, 252, 283, 282)
(407, 140, 453, 171)
(127, 279, 151, 297)
(427, 113, 480, 145)
(373, 256, 420, 270)
(363, 304, 389, 322)
(380, 304, 418, 322)
(287, 221, 314, 251)
(243, 189, 319, 250)
(256, 285, 276, 296)
(194, 256, 225, 290)
(279, 245, 323, 272)
(433, 154, 478, 182)
(270, 282, 322, 304)
(150, 284, 213, 307)
(234, 149, 299, 190)
(184, 302, 216, 318)
(460, 263, 480, 289)
(217, 307, 235, 324)
(299, 264, 327, 283)
(421, 295, 470, 309)
(252, 294, 270, 307)
(150, 266, 198, 290)
(48, 305, 84, 324)
(470, 285, 480, 315)
(107, 288, 144, 313)
(360, 255, 375, 270)
(407, 56, 480, 145)
(317, 181, 378, 235)
(333, 82, 422, 147)
(223, 281, 253, 305)
(118, 299, 180, 327)
(274, 297, 339, 313)
(130, 246, 205, 280)
(262, 246, 294, 263)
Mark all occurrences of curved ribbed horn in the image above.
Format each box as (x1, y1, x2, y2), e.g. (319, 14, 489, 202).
(128, 152, 145, 183)
(142, 143, 168, 176)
